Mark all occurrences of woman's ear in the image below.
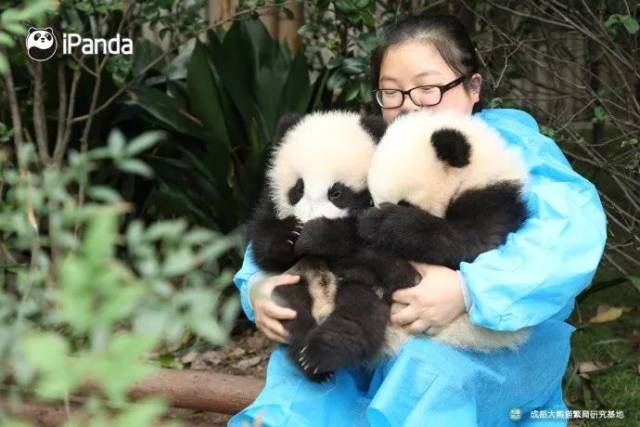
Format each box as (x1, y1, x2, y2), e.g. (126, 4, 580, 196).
(469, 73, 482, 101)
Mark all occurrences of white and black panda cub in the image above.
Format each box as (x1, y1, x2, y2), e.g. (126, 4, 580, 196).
(248, 111, 417, 381)
(358, 110, 532, 351)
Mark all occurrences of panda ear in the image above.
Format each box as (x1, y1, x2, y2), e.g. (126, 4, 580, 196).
(44, 27, 54, 34)
(431, 128, 471, 168)
(28, 27, 37, 35)
(273, 113, 303, 144)
(359, 115, 387, 143)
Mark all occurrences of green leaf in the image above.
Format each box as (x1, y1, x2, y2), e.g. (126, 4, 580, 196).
(186, 41, 232, 188)
(628, 276, 640, 293)
(89, 186, 122, 203)
(116, 159, 154, 178)
(22, 333, 69, 372)
(126, 86, 207, 139)
(208, 25, 259, 133)
(592, 106, 606, 123)
(162, 247, 196, 277)
(145, 219, 187, 241)
(82, 209, 118, 264)
(125, 131, 165, 156)
(0, 53, 7, 75)
(115, 398, 166, 427)
(0, 31, 15, 47)
(622, 15, 639, 34)
(345, 83, 360, 102)
(342, 58, 366, 75)
(108, 129, 126, 157)
(277, 48, 311, 117)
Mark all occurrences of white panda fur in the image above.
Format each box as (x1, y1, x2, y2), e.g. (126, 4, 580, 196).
(268, 111, 377, 223)
(369, 110, 531, 353)
(263, 110, 379, 325)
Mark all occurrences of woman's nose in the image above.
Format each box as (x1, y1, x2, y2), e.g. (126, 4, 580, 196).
(398, 94, 422, 114)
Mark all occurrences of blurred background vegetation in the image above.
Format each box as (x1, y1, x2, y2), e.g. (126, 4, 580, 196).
(0, 0, 638, 425)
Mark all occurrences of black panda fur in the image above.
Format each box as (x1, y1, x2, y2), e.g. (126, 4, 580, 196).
(248, 111, 415, 381)
(358, 110, 532, 352)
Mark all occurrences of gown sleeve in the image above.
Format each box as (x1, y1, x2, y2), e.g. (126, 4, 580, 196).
(459, 108, 607, 331)
(233, 244, 267, 323)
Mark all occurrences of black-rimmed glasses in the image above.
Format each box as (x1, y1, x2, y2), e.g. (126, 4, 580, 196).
(373, 76, 466, 109)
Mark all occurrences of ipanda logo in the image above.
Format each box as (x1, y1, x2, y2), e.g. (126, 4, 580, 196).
(26, 26, 133, 62)
(26, 27, 57, 61)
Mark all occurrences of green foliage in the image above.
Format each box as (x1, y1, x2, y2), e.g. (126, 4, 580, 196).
(298, 0, 379, 109)
(0, 130, 241, 425)
(124, 18, 313, 232)
(604, 13, 640, 34)
(592, 106, 607, 123)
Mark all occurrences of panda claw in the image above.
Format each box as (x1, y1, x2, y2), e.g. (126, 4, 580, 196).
(286, 239, 294, 245)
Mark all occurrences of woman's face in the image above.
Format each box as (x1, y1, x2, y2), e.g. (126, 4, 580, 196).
(378, 41, 482, 123)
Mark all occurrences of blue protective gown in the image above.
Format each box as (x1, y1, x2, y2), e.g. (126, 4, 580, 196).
(227, 108, 607, 427)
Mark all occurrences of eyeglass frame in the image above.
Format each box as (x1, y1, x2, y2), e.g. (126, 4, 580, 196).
(372, 76, 467, 109)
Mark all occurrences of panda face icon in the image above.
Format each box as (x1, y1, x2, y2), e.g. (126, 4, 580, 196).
(26, 27, 57, 61)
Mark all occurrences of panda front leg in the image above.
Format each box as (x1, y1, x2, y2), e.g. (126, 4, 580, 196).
(271, 279, 327, 380)
(297, 283, 390, 380)
(248, 194, 303, 271)
(293, 216, 359, 260)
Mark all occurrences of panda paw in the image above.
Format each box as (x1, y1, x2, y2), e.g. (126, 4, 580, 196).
(294, 336, 338, 382)
(294, 217, 334, 257)
(271, 217, 303, 256)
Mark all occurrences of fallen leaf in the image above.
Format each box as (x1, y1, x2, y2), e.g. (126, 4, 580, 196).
(578, 360, 612, 378)
(227, 347, 246, 358)
(190, 351, 224, 370)
(233, 355, 262, 370)
(588, 304, 632, 324)
(180, 351, 198, 364)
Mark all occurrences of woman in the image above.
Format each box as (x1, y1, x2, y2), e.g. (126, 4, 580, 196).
(228, 13, 607, 427)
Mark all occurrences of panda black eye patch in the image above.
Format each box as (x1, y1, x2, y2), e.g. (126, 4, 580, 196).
(288, 178, 304, 205)
(328, 183, 345, 201)
(328, 183, 371, 210)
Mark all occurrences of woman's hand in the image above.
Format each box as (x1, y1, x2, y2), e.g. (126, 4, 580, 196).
(390, 263, 465, 335)
(250, 273, 300, 343)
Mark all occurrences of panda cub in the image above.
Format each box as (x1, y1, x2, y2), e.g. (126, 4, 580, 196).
(248, 111, 411, 381)
(359, 110, 532, 351)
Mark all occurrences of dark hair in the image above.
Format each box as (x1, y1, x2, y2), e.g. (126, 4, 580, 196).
(371, 13, 484, 113)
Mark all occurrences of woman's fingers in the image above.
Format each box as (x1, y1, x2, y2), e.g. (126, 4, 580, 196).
(260, 316, 290, 343)
(251, 273, 302, 344)
(392, 286, 419, 304)
(272, 274, 301, 286)
(405, 319, 429, 334)
(262, 300, 297, 320)
(390, 304, 418, 326)
(261, 326, 289, 344)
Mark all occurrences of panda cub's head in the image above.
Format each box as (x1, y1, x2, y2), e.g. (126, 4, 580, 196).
(368, 110, 528, 217)
(26, 27, 57, 61)
(268, 111, 385, 222)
